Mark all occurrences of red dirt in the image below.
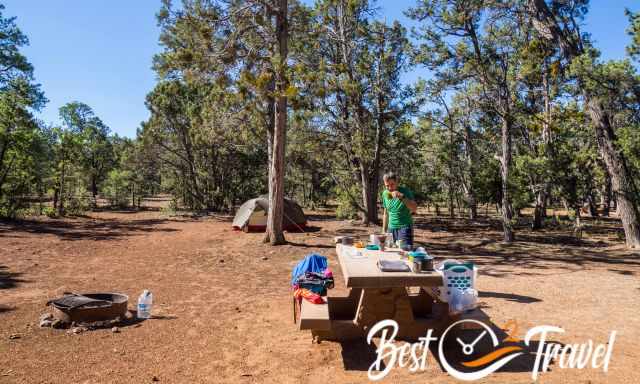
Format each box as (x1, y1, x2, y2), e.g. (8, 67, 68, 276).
(1, 206, 639, 383)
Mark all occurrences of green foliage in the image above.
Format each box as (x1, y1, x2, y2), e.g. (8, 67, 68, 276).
(102, 169, 132, 207)
(0, 4, 48, 217)
(335, 184, 361, 220)
(626, 9, 640, 62)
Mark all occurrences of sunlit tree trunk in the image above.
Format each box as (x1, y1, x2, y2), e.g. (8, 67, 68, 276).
(500, 114, 514, 243)
(264, 0, 288, 245)
(533, 62, 552, 229)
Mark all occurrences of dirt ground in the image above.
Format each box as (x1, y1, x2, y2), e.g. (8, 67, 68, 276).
(1, 202, 639, 383)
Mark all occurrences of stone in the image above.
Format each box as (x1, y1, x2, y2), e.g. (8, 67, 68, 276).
(68, 326, 87, 335)
(39, 319, 53, 328)
(112, 326, 120, 333)
(8, 334, 20, 340)
(261, 256, 269, 260)
(152, 376, 160, 382)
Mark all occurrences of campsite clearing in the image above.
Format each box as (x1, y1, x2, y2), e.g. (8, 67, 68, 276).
(1, 205, 640, 383)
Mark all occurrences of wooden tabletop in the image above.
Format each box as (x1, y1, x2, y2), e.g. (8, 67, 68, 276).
(336, 244, 443, 288)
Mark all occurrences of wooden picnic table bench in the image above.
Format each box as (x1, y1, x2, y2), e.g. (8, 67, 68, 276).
(298, 244, 489, 341)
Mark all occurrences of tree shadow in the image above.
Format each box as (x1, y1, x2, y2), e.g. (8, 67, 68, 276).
(307, 213, 338, 222)
(205, 214, 234, 222)
(90, 207, 160, 214)
(72, 310, 178, 330)
(608, 269, 635, 276)
(286, 226, 322, 233)
(0, 304, 15, 314)
(287, 242, 335, 249)
(515, 233, 608, 248)
(478, 291, 543, 304)
(430, 322, 563, 376)
(0, 265, 27, 289)
(339, 338, 385, 371)
(0, 217, 181, 241)
(422, 236, 640, 277)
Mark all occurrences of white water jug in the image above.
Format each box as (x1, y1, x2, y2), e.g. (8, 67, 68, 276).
(137, 290, 153, 319)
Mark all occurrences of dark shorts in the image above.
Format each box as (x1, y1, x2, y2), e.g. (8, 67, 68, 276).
(391, 225, 413, 248)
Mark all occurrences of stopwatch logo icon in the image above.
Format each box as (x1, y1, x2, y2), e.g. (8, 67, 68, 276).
(438, 319, 524, 381)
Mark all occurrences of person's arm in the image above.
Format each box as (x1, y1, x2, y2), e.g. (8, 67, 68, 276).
(392, 190, 418, 214)
(403, 197, 418, 214)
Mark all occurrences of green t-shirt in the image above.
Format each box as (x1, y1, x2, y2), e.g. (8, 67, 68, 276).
(382, 186, 415, 229)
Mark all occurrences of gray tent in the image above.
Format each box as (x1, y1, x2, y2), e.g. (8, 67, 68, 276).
(232, 195, 307, 232)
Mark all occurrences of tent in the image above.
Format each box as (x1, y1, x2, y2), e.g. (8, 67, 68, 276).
(232, 195, 307, 232)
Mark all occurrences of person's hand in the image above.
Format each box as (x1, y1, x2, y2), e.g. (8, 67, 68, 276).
(391, 191, 404, 199)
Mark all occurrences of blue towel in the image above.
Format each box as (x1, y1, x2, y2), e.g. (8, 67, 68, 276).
(291, 253, 328, 286)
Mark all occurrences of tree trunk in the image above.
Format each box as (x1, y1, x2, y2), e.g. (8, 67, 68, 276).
(533, 62, 552, 229)
(462, 122, 477, 220)
(264, 0, 288, 246)
(500, 116, 514, 243)
(91, 176, 98, 208)
(0, 138, 10, 200)
(528, 0, 640, 248)
(587, 191, 598, 217)
(602, 171, 612, 217)
(57, 161, 66, 216)
(360, 28, 388, 226)
(588, 97, 640, 247)
(53, 187, 59, 211)
(38, 181, 43, 216)
(533, 192, 545, 230)
(311, 168, 318, 209)
(359, 164, 379, 225)
(574, 206, 582, 241)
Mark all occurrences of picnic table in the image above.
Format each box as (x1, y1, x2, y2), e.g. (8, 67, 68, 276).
(298, 244, 489, 341)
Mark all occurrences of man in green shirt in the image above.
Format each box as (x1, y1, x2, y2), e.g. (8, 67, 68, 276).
(381, 172, 417, 248)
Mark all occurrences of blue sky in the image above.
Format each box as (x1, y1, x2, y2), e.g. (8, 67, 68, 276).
(4, 0, 638, 138)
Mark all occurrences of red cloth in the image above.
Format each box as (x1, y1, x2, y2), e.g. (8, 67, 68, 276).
(293, 288, 325, 304)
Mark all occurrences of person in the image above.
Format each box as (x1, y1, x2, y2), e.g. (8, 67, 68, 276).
(381, 172, 417, 248)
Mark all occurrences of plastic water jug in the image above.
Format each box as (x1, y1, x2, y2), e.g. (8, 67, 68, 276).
(137, 290, 153, 319)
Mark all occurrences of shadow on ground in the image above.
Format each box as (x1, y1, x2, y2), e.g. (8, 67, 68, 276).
(0, 265, 27, 289)
(410, 214, 640, 275)
(0, 304, 14, 314)
(478, 291, 542, 304)
(0, 217, 181, 241)
(340, 339, 384, 371)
